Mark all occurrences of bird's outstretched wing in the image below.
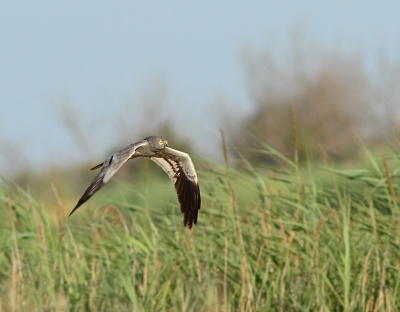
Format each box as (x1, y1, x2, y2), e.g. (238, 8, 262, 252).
(69, 140, 148, 217)
(151, 147, 201, 229)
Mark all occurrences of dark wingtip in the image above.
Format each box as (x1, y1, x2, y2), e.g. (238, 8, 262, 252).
(69, 188, 95, 217)
(68, 204, 80, 217)
(180, 181, 201, 229)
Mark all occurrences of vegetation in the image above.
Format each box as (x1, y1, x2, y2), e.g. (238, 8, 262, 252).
(232, 46, 400, 164)
(1, 134, 400, 311)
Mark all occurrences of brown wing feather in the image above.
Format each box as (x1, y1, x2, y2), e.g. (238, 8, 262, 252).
(174, 164, 201, 228)
(151, 154, 201, 229)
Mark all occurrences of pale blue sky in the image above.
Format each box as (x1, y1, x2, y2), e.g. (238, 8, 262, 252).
(1, 1, 399, 176)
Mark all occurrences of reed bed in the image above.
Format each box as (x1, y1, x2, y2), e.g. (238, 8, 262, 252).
(1, 143, 400, 311)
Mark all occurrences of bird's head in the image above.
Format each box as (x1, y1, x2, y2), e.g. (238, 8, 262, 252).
(145, 136, 169, 151)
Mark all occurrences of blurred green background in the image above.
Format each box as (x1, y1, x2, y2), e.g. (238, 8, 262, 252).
(2, 2, 400, 311)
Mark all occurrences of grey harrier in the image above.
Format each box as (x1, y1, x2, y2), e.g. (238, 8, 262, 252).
(69, 136, 201, 229)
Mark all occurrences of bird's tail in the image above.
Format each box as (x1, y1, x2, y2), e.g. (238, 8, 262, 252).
(90, 163, 103, 170)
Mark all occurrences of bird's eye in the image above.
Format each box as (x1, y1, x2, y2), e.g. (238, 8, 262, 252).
(159, 139, 163, 144)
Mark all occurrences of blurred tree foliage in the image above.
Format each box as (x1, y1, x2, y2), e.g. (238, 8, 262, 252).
(231, 46, 400, 165)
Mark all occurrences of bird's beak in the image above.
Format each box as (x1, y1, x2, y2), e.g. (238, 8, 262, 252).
(165, 141, 169, 146)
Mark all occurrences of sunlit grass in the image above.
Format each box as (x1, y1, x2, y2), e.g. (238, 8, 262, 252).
(1, 143, 400, 311)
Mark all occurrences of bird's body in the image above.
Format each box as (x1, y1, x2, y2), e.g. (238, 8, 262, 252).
(69, 136, 201, 229)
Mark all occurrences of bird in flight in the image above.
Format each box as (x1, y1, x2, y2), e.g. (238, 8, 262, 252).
(69, 136, 201, 229)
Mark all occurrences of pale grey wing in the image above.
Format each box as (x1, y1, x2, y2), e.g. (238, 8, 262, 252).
(69, 140, 148, 217)
(151, 147, 201, 229)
